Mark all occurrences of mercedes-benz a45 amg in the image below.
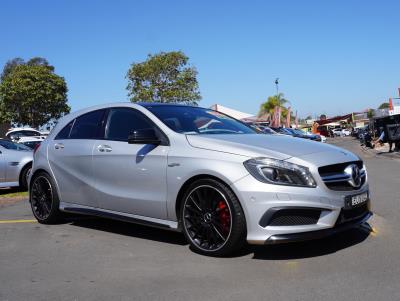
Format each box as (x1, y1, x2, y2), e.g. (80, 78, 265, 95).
(29, 103, 372, 256)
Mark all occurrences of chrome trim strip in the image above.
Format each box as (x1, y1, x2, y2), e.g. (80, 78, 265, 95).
(321, 170, 366, 183)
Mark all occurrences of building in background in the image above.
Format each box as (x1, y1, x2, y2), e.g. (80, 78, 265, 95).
(210, 104, 254, 120)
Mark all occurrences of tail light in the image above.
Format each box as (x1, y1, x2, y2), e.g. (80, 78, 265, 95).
(33, 143, 41, 155)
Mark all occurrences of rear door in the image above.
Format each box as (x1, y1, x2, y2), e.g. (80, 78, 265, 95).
(48, 109, 106, 207)
(92, 107, 169, 219)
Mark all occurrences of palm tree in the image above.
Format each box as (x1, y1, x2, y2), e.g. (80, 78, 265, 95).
(378, 102, 390, 110)
(258, 93, 290, 118)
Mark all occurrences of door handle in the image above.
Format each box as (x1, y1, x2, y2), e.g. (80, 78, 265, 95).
(54, 143, 64, 150)
(97, 145, 112, 153)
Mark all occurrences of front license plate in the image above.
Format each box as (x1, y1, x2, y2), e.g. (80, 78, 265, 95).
(345, 192, 369, 209)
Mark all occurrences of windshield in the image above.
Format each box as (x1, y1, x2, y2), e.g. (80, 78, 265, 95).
(147, 106, 256, 135)
(0, 140, 32, 151)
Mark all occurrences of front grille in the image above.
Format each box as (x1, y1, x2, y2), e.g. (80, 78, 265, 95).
(336, 203, 369, 226)
(319, 160, 366, 191)
(267, 209, 321, 226)
(319, 161, 363, 175)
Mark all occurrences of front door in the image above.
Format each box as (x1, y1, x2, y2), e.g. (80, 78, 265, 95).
(92, 107, 169, 219)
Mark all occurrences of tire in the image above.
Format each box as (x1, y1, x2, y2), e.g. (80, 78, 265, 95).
(180, 178, 247, 256)
(19, 164, 32, 191)
(30, 171, 63, 224)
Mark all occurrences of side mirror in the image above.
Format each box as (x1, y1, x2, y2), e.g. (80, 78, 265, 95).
(128, 128, 160, 145)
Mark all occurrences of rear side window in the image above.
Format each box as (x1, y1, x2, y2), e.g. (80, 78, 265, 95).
(105, 108, 155, 141)
(56, 110, 105, 140)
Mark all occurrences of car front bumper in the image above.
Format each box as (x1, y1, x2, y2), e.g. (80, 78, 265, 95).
(264, 210, 372, 245)
(230, 174, 371, 245)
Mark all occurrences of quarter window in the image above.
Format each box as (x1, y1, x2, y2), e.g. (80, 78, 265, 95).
(105, 108, 156, 141)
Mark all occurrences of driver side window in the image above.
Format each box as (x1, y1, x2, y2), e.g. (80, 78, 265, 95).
(104, 108, 156, 142)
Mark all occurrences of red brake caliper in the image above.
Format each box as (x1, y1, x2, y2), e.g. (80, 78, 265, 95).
(217, 201, 230, 234)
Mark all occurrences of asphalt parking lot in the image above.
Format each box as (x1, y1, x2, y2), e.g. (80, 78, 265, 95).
(1, 137, 399, 301)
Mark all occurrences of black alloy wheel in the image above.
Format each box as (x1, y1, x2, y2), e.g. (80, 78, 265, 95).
(181, 179, 246, 256)
(30, 172, 63, 224)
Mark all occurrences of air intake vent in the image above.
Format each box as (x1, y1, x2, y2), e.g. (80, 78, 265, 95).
(259, 208, 321, 227)
(336, 203, 370, 226)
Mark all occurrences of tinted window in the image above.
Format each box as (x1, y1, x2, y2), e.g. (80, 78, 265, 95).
(55, 120, 74, 140)
(69, 110, 105, 139)
(0, 140, 32, 151)
(105, 108, 155, 141)
(147, 106, 255, 135)
(22, 130, 40, 136)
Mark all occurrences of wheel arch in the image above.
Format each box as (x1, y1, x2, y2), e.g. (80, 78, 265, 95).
(29, 168, 50, 188)
(18, 161, 33, 186)
(175, 174, 245, 225)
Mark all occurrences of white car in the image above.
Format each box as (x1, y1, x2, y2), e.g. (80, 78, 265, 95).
(6, 128, 42, 142)
(332, 128, 350, 137)
(342, 129, 351, 136)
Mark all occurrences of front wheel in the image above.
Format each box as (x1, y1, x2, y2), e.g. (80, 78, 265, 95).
(180, 178, 247, 256)
(30, 172, 63, 224)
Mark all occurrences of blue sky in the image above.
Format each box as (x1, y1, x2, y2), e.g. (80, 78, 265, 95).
(1, 0, 399, 118)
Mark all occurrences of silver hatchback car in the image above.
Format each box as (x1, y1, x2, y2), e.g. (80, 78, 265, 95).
(29, 103, 371, 256)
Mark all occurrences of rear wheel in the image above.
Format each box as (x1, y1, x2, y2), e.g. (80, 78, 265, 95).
(180, 178, 246, 256)
(30, 172, 63, 224)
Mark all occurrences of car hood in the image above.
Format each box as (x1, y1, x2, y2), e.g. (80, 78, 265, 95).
(186, 134, 355, 160)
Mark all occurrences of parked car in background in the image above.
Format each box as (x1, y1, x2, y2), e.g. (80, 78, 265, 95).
(270, 127, 293, 136)
(29, 103, 372, 256)
(332, 128, 343, 136)
(5, 128, 42, 142)
(332, 128, 351, 137)
(283, 128, 321, 142)
(342, 129, 351, 136)
(39, 130, 50, 137)
(0, 139, 33, 190)
(18, 137, 43, 150)
(304, 131, 325, 142)
(259, 126, 277, 135)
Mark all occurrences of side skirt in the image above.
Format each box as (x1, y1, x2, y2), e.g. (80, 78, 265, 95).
(0, 181, 19, 188)
(60, 202, 180, 231)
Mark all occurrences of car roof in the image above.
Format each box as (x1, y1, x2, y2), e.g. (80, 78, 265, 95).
(137, 102, 201, 109)
(6, 128, 40, 134)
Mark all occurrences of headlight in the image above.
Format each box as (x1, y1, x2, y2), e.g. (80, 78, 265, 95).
(243, 157, 317, 187)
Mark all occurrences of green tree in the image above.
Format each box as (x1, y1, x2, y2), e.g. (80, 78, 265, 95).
(126, 51, 201, 104)
(1, 57, 54, 81)
(0, 63, 70, 128)
(258, 93, 289, 117)
(378, 102, 390, 109)
(1, 58, 24, 81)
(367, 109, 374, 119)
